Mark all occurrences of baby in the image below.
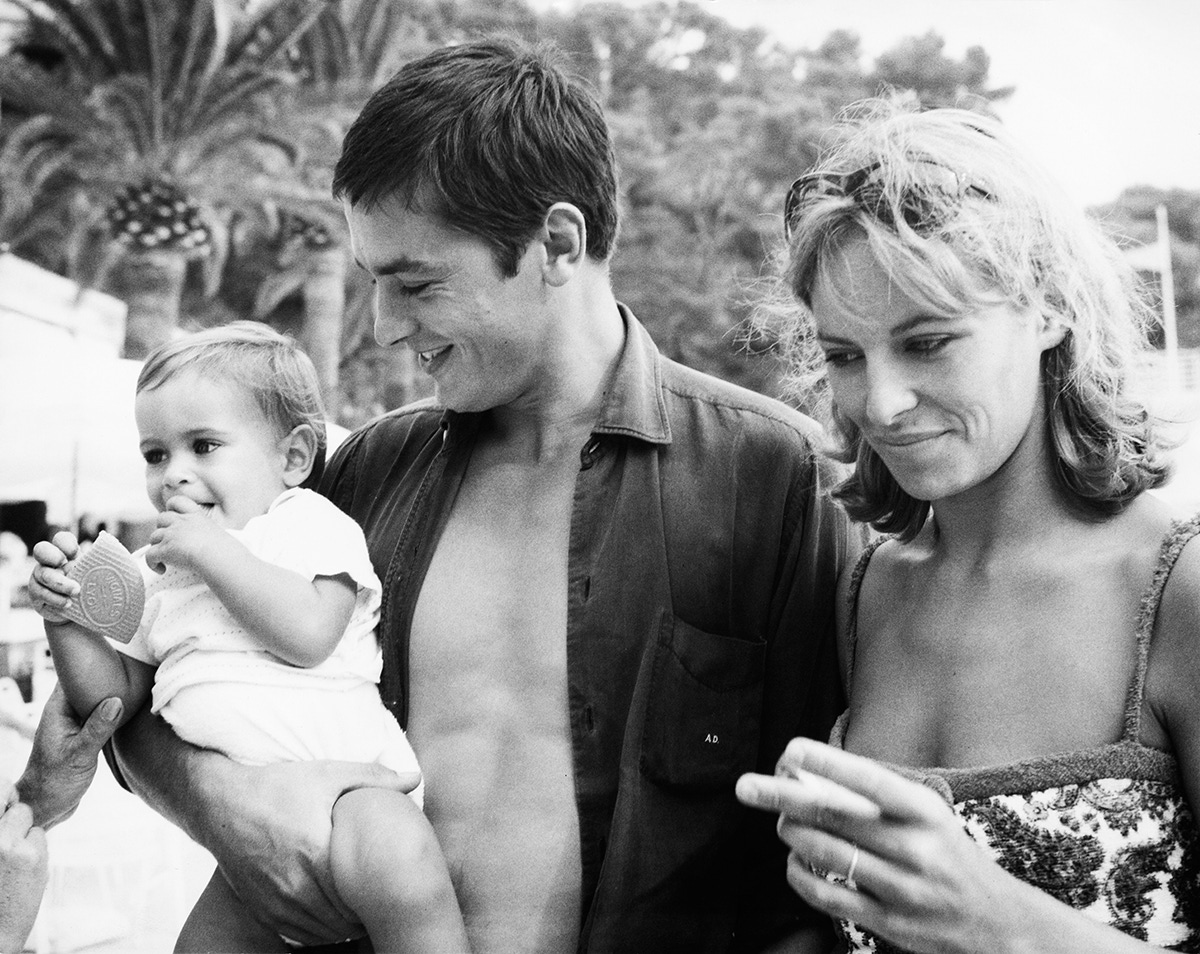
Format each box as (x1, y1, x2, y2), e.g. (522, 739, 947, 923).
(30, 322, 467, 952)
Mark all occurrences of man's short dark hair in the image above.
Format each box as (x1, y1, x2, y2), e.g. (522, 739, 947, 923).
(333, 37, 619, 277)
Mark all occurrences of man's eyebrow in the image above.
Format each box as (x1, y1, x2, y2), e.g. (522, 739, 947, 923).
(353, 255, 440, 276)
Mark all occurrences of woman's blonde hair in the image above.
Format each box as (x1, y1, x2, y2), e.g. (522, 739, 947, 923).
(137, 321, 328, 486)
(758, 97, 1170, 540)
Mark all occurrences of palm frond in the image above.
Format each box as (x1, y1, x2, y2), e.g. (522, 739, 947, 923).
(133, 0, 167, 145)
(253, 267, 307, 318)
(288, 0, 425, 90)
(90, 76, 163, 160)
(226, 0, 337, 70)
(7, 0, 149, 81)
(170, 0, 226, 116)
(0, 57, 91, 123)
(6, 0, 116, 78)
(0, 122, 78, 194)
(181, 69, 284, 138)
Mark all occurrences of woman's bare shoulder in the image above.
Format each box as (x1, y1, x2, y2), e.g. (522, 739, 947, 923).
(1139, 499, 1200, 752)
(1153, 510, 1200, 644)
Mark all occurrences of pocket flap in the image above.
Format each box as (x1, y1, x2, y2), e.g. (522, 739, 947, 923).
(639, 614, 766, 789)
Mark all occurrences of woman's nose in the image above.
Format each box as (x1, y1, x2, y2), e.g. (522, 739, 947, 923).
(861, 361, 918, 428)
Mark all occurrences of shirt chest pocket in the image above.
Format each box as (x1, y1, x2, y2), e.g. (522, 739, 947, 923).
(639, 614, 766, 789)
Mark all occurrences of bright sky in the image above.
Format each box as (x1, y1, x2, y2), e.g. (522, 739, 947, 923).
(532, 0, 1200, 208)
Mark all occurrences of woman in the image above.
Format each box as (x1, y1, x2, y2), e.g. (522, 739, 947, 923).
(738, 99, 1200, 952)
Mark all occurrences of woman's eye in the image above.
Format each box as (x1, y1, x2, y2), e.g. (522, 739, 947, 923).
(823, 351, 861, 368)
(908, 336, 952, 356)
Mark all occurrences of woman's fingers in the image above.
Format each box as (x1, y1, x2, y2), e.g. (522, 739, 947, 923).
(776, 738, 945, 822)
(737, 770, 882, 828)
(780, 823, 870, 883)
(784, 851, 889, 931)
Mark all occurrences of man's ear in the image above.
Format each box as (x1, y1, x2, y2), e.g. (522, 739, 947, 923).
(280, 424, 319, 488)
(541, 202, 587, 287)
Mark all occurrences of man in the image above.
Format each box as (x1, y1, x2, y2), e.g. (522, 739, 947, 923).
(28, 38, 851, 953)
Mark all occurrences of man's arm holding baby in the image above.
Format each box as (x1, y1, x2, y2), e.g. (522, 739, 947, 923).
(112, 708, 417, 945)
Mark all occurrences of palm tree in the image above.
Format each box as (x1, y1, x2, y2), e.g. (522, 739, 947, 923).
(245, 0, 435, 417)
(0, 0, 335, 358)
(252, 209, 345, 399)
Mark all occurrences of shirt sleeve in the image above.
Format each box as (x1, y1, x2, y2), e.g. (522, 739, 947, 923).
(739, 446, 856, 947)
(243, 490, 382, 599)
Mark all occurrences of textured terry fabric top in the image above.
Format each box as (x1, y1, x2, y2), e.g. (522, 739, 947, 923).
(831, 514, 1200, 953)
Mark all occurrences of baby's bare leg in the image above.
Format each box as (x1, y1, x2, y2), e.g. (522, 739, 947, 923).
(176, 869, 289, 953)
(331, 787, 469, 953)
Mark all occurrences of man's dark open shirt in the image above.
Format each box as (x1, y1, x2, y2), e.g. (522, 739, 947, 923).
(320, 306, 852, 953)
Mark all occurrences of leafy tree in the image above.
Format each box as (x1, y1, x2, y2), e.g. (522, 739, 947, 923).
(243, 0, 442, 419)
(0, 0, 332, 357)
(870, 31, 1013, 108)
(548, 3, 1013, 397)
(1096, 186, 1200, 349)
(0, 0, 1016, 412)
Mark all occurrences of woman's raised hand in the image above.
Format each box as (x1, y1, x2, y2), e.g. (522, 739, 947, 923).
(736, 738, 1028, 954)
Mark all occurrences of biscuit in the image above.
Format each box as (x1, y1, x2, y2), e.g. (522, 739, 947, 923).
(61, 531, 145, 644)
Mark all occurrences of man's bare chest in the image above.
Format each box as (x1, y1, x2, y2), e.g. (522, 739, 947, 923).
(405, 451, 584, 951)
(409, 453, 576, 687)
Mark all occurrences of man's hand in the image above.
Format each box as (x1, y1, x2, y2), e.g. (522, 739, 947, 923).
(115, 705, 423, 948)
(193, 758, 422, 946)
(0, 786, 49, 954)
(16, 683, 123, 829)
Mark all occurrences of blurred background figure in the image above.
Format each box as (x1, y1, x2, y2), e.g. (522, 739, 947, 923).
(0, 783, 49, 954)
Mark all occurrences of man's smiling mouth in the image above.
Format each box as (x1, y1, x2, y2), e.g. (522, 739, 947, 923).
(418, 345, 452, 370)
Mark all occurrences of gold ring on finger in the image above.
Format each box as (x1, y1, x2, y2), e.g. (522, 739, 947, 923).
(845, 843, 860, 891)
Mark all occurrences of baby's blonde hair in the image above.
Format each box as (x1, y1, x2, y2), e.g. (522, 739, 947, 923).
(137, 322, 328, 485)
(758, 98, 1169, 539)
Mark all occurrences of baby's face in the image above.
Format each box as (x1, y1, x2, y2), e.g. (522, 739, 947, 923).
(135, 370, 291, 530)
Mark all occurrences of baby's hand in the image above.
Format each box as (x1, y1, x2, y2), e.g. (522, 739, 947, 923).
(146, 496, 226, 574)
(28, 532, 82, 624)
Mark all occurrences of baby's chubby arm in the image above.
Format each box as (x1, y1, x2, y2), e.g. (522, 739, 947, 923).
(28, 532, 154, 724)
(149, 496, 354, 667)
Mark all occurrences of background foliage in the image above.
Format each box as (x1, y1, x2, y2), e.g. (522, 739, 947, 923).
(1, 0, 1193, 424)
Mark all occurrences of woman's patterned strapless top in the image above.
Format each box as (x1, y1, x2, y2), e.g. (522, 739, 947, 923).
(830, 515, 1200, 953)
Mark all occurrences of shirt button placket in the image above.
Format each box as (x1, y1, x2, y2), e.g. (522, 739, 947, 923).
(580, 436, 603, 470)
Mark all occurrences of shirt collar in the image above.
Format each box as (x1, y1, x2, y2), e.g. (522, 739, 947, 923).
(592, 302, 672, 445)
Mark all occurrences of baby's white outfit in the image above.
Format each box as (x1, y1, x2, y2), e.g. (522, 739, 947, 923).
(117, 488, 421, 804)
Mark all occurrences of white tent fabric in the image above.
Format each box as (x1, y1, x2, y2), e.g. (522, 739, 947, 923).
(0, 356, 151, 525)
(0, 355, 354, 528)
